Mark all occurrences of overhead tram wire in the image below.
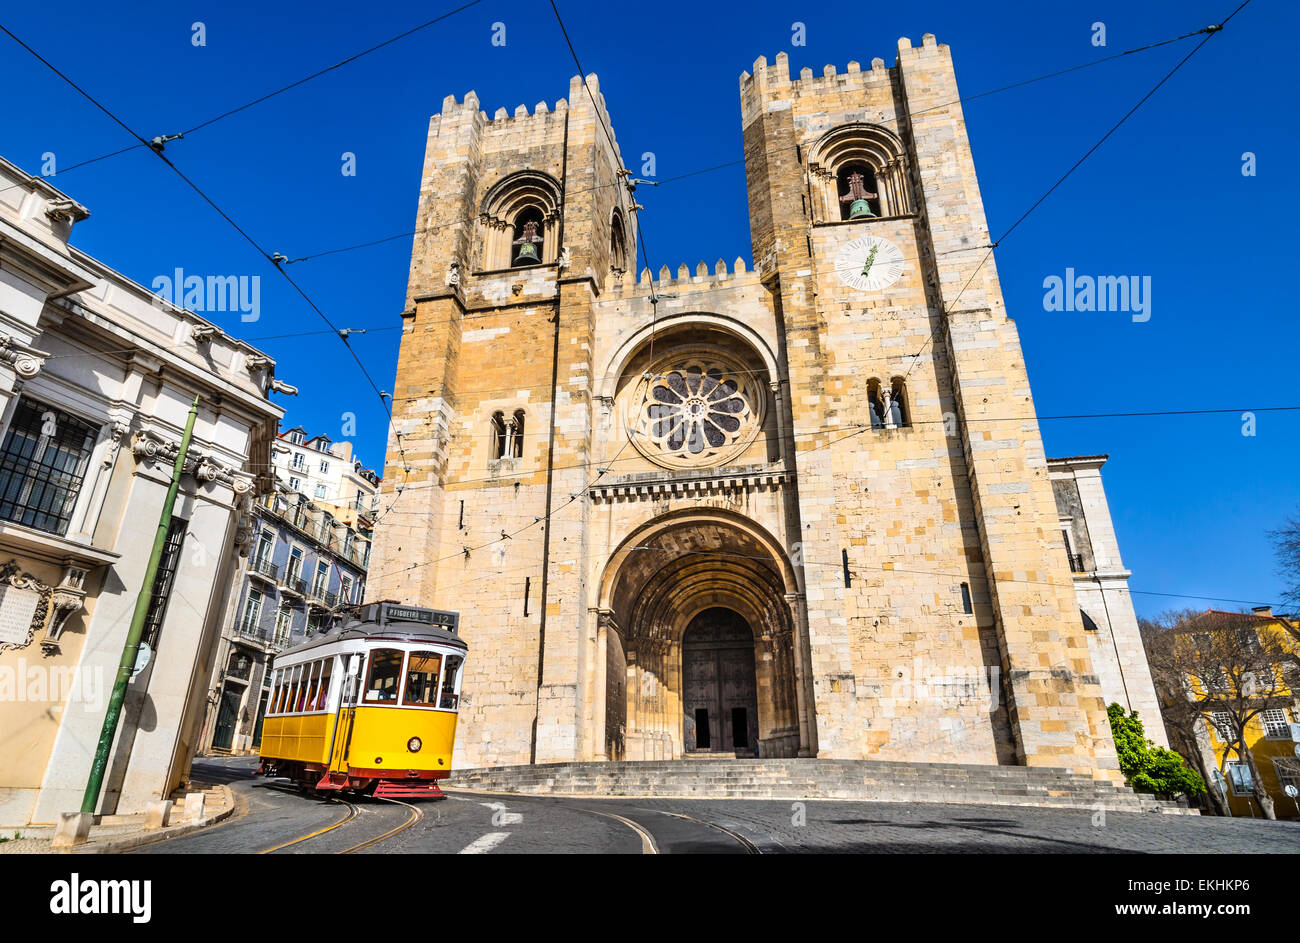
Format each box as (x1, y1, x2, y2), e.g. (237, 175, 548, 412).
(0, 2, 484, 195)
(177, 1, 483, 136)
(0, 21, 418, 527)
(365, 400, 1300, 512)
(898, 1, 1250, 387)
(364, 516, 1280, 612)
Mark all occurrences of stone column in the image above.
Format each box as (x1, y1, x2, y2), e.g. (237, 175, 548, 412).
(592, 608, 612, 760)
(784, 592, 815, 756)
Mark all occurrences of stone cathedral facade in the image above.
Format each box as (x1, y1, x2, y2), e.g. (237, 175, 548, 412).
(369, 34, 1162, 780)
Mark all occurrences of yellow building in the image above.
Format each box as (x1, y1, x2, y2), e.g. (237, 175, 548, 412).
(1186, 608, 1300, 820)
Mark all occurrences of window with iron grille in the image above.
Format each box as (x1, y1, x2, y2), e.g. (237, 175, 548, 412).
(1209, 711, 1235, 742)
(1272, 758, 1300, 795)
(140, 517, 187, 649)
(1262, 708, 1291, 739)
(0, 398, 99, 536)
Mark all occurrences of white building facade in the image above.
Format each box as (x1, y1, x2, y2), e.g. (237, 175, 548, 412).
(0, 156, 285, 826)
(1049, 455, 1167, 746)
(273, 427, 380, 529)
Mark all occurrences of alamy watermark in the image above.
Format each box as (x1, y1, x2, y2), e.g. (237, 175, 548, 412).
(1042, 268, 1151, 322)
(0, 659, 103, 711)
(151, 268, 261, 321)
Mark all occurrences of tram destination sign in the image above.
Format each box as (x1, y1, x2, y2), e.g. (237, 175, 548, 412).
(375, 602, 460, 633)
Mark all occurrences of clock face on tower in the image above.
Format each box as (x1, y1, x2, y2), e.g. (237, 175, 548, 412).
(833, 234, 905, 292)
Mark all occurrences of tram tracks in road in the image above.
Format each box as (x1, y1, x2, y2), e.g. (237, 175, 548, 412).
(574, 804, 763, 854)
(257, 795, 423, 854)
(650, 809, 763, 854)
(337, 796, 424, 854)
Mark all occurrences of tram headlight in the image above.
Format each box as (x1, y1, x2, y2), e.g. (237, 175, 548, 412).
(407, 736, 423, 753)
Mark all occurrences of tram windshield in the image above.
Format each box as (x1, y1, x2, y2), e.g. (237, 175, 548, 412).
(403, 651, 442, 706)
(363, 649, 403, 703)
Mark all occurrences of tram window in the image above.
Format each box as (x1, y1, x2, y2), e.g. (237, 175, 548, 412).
(363, 649, 404, 704)
(274, 669, 289, 714)
(441, 655, 463, 709)
(299, 661, 320, 712)
(286, 665, 302, 713)
(315, 658, 333, 710)
(403, 651, 442, 706)
(277, 668, 292, 714)
(266, 670, 278, 714)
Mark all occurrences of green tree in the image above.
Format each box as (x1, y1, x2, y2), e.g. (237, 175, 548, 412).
(1107, 703, 1206, 800)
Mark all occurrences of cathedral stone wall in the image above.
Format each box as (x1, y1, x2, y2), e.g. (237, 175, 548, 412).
(370, 35, 1135, 780)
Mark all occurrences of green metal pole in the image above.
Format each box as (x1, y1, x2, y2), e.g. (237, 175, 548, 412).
(81, 395, 200, 815)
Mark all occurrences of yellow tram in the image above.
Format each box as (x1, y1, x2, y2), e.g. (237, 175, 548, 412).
(257, 602, 467, 799)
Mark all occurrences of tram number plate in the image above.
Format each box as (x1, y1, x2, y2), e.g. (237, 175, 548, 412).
(386, 605, 459, 631)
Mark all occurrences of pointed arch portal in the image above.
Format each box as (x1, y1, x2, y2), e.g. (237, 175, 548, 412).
(595, 511, 812, 760)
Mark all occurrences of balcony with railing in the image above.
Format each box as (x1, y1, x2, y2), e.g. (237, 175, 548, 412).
(279, 576, 308, 599)
(248, 555, 280, 583)
(238, 616, 294, 652)
(307, 583, 339, 609)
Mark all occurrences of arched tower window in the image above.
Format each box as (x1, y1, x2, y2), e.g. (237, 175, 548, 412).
(610, 208, 628, 274)
(490, 409, 526, 460)
(867, 377, 910, 429)
(478, 171, 562, 270)
(491, 411, 508, 458)
(808, 124, 914, 223)
(510, 409, 525, 459)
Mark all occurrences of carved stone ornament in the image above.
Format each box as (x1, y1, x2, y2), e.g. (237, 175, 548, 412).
(131, 428, 252, 493)
(232, 490, 257, 558)
(0, 333, 47, 379)
(44, 198, 89, 224)
(190, 324, 220, 345)
(445, 262, 461, 287)
(0, 560, 53, 654)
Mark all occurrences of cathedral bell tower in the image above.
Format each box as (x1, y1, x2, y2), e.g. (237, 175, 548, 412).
(740, 38, 1119, 778)
(368, 74, 634, 764)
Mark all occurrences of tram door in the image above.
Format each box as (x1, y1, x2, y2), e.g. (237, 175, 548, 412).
(328, 653, 363, 774)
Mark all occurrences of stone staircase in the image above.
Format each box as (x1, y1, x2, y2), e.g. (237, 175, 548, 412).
(446, 758, 1196, 814)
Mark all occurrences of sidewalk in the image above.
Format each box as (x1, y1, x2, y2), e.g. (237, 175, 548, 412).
(0, 782, 237, 854)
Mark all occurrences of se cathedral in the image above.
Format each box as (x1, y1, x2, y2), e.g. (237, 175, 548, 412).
(367, 33, 1163, 779)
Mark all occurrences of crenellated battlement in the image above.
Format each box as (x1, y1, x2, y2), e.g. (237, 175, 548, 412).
(436, 89, 570, 129)
(739, 34, 949, 121)
(602, 257, 761, 296)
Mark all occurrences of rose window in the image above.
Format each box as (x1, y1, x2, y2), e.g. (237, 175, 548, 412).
(629, 357, 761, 468)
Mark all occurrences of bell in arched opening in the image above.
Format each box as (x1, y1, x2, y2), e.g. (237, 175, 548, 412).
(839, 171, 879, 220)
(512, 218, 543, 266)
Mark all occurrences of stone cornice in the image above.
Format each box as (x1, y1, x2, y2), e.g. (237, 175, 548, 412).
(588, 464, 791, 504)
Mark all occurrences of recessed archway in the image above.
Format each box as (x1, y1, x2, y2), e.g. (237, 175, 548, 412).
(594, 510, 812, 760)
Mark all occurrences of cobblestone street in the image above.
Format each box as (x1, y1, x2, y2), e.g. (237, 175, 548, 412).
(139, 758, 1300, 855)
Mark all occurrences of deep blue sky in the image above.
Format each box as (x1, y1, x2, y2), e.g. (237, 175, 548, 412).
(1, 1, 1294, 616)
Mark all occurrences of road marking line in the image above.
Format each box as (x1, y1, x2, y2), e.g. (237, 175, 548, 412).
(458, 831, 511, 854)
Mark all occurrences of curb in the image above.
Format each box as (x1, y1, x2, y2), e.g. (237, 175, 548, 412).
(65, 785, 237, 855)
(442, 785, 1194, 813)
